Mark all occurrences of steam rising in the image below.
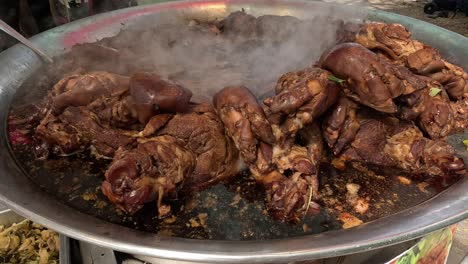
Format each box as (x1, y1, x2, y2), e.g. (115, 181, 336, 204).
(71, 3, 368, 101)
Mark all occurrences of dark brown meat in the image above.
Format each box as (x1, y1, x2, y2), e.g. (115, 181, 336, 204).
(323, 98, 465, 177)
(269, 123, 323, 221)
(25, 14, 467, 228)
(322, 97, 361, 155)
(319, 42, 422, 113)
(451, 98, 468, 132)
(35, 111, 84, 156)
(146, 104, 242, 190)
(33, 71, 144, 157)
(48, 71, 138, 128)
(88, 95, 138, 128)
(102, 103, 242, 215)
(263, 67, 340, 142)
(320, 43, 455, 139)
(339, 117, 401, 168)
(353, 22, 412, 60)
(102, 136, 195, 216)
(36, 107, 135, 158)
(49, 70, 194, 130)
(352, 22, 468, 100)
(129, 72, 192, 124)
(51, 71, 130, 116)
(53, 70, 195, 128)
(214, 86, 275, 164)
(398, 87, 454, 139)
(214, 86, 321, 222)
(384, 124, 465, 177)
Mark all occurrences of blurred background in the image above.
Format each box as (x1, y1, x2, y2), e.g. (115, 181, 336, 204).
(0, 0, 142, 51)
(0, 0, 467, 52)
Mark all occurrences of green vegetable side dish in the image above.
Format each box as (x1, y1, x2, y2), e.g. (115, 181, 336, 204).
(0, 219, 59, 264)
(429, 87, 442, 97)
(390, 226, 454, 264)
(327, 75, 346, 84)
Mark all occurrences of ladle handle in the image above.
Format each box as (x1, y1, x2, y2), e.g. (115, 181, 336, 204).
(0, 19, 54, 64)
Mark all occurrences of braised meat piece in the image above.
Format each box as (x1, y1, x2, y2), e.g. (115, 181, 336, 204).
(398, 86, 454, 139)
(352, 22, 415, 60)
(143, 103, 242, 190)
(36, 107, 135, 158)
(35, 110, 84, 156)
(322, 97, 361, 155)
(319, 42, 423, 113)
(320, 43, 455, 139)
(406, 48, 467, 101)
(49, 71, 138, 128)
(89, 95, 138, 128)
(384, 124, 465, 177)
(52, 71, 193, 127)
(214, 86, 321, 222)
(34, 70, 196, 156)
(103, 103, 241, 215)
(451, 98, 468, 132)
(214, 86, 275, 165)
(263, 67, 340, 142)
(129, 72, 192, 124)
(102, 136, 195, 216)
(33, 71, 138, 157)
(51, 71, 130, 115)
(323, 97, 465, 177)
(269, 123, 323, 221)
(351, 22, 468, 100)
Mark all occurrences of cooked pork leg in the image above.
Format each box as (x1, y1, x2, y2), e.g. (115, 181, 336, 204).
(129, 72, 192, 124)
(320, 43, 454, 139)
(319, 42, 423, 113)
(102, 136, 195, 216)
(101, 102, 242, 215)
(35, 106, 135, 158)
(51, 71, 130, 116)
(142, 103, 243, 190)
(35, 70, 197, 157)
(214, 86, 321, 222)
(323, 97, 465, 177)
(263, 67, 340, 142)
(350, 22, 468, 100)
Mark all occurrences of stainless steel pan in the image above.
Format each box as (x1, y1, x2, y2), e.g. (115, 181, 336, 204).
(0, 1, 467, 263)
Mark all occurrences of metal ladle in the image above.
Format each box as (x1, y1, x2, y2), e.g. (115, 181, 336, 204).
(0, 19, 54, 64)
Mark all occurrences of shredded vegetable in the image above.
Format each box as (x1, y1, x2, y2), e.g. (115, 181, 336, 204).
(0, 219, 59, 264)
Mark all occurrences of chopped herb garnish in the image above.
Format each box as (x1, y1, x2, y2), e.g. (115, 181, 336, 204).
(429, 87, 442, 97)
(463, 140, 468, 147)
(463, 140, 468, 151)
(328, 75, 346, 84)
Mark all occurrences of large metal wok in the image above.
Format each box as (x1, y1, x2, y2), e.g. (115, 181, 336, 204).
(0, 0, 467, 263)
